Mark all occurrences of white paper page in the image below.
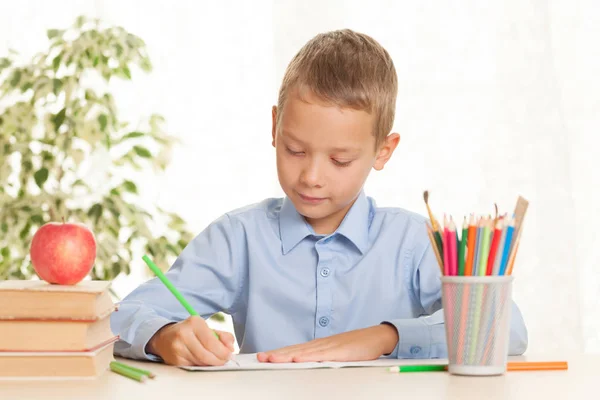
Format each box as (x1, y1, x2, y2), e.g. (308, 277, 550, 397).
(180, 353, 448, 371)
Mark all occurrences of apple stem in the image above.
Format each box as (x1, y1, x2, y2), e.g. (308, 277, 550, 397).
(62, 216, 65, 224)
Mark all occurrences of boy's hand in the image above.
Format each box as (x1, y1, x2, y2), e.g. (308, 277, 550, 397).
(145, 316, 235, 366)
(256, 324, 399, 363)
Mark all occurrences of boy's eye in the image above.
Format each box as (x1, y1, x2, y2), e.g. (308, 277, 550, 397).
(285, 147, 304, 156)
(332, 159, 352, 167)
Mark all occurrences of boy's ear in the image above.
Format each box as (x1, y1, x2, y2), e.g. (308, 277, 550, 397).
(271, 106, 277, 147)
(373, 133, 400, 171)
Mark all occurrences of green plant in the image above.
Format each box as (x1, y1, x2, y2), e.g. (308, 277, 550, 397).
(0, 16, 194, 282)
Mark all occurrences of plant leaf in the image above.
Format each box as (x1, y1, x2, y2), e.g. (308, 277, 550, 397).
(120, 66, 131, 79)
(122, 180, 138, 193)
(120, 131, 144, 141)
(98, 114, 108, 131)
(9, 70, 21, 87)
(0, 57, 11, 69)
(52, 108, 66, 131)
(46, 29, 61, 39)
(31, 215, 44, 225)
(19, 222, 31, 240)
(52, 53, 62, 72)
(87, 203, 103, 223)
(52, 78, 63, 95)
(133, 146, 152, 158)
(34, 168, 49, 188)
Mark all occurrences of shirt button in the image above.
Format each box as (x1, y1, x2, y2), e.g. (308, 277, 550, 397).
(320, 268, 330, 277)
(319, 317, 330, 327)
(410, 346, 422, 355)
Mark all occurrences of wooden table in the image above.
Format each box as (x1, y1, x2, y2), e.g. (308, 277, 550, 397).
(0, 355, 593, 400)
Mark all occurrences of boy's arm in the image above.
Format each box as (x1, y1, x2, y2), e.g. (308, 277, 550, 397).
(111, 214, 245, 361)
(382, 241, 529, 359)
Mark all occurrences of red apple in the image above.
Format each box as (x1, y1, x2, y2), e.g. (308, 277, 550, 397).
(29, 221, 96, 285)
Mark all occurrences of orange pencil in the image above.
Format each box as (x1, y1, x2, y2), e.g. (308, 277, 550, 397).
(464, 214, 477, 275)
(507, 361, 568, 371)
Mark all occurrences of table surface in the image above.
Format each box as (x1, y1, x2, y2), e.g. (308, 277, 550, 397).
(0, 354, 593, 400)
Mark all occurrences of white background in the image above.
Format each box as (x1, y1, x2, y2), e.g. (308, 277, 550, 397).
(1, 0, 598, 356)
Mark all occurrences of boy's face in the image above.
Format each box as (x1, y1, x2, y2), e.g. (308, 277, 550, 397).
(272, 89, 399, 234)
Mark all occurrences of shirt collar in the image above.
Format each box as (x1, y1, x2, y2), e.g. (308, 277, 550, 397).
(279, 196, 313, 255)
(279, 191, 371, 255)
(335, 190, 370, 254)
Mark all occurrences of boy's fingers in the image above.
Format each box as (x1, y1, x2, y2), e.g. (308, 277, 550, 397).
(184, 330, 227, 366)
(193, 323, 232, 362)
(215, 330, 235, 351)
(292, 349, 330, 363)
(256, 352, 270, 362)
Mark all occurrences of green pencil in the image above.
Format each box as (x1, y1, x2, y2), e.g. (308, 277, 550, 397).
(388, 365, 447, 373)
(478, 218, 492, 276)
(110, 361, 147, 382)
(142, 255, 219, 339)
(111, 361, 155, 379)
(458, 218, 468, 276)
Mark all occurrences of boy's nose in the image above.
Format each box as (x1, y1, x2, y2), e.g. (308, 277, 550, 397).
(299, 159, 325, 188)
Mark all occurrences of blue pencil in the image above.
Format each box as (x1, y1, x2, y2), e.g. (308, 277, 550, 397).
(498, 219, 515, 275)
(472, 219, 483, 276)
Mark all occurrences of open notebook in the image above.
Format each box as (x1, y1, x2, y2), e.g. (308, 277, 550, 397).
(180, 353, 447, 371)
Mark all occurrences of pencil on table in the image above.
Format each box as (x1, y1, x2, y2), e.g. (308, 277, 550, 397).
(110, 362, 148, 382)
(388, 361, 568, 373)
(111, 361, 155, 379)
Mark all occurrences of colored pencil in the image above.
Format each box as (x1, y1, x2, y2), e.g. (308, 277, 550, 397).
(442, 216, 451, 276)
(472, 218, 483, 276)
(492, 218, 508, 276)
(486, 218, 503, 275)
(477, 217, 492, 276)
(464, 214, 476, 276)
(388, 361, 568, 373)
(449, 218, 458, 276)
(458, 218, 468, 276)
(498, 218, 515, 275)
(111, 361, 155, 379)
(142, 255, 220, 339)
(110, 362, 148, 382)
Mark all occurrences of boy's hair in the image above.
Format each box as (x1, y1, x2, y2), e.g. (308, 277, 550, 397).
(277, 29, 398, 148)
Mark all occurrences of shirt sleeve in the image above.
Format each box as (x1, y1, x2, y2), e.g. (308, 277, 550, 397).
(110, 213, 245, 361)
(383, 233, 529, 359)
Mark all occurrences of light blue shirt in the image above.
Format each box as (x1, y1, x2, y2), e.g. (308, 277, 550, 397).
(111, 191, 528, 360)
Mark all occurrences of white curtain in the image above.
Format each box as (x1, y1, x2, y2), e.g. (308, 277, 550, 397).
(1, 0, 597, 355)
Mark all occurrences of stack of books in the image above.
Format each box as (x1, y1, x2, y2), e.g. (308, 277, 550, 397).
(0, 280, 117, 379)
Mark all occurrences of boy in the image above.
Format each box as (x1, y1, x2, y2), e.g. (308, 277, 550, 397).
(111, 29, 528, 366)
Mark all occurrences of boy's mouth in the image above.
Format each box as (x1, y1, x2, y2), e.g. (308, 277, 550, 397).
(297, 192, 327, 204)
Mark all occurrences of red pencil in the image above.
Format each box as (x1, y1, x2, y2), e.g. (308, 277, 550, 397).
(486, 218, 503, 275)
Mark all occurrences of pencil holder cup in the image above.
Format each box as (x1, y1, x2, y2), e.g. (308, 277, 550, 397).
(441, 275, 514, 376)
